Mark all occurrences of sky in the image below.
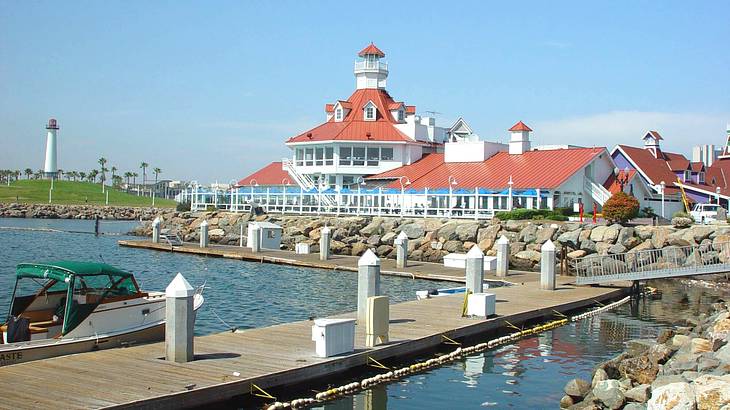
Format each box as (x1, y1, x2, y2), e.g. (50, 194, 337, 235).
(1, 1, 728, 183)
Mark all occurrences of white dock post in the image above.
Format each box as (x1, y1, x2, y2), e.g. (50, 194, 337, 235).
(357, 249, 381, 324)
(496, 235, 509, 278)
(465, 245, 484, 294)
(394, 231, 409, 269)
(319, 225, 331, 261)
(365, 295, 389, 347)
(152, 217, 161, 244)
(541, 239, 556, 290)
(199, 220, 209, 248)
(165, 273, 194, 363)
(250, 223, 261, 253)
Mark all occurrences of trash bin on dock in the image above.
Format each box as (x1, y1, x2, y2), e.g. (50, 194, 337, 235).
(311, 318, 356, 358)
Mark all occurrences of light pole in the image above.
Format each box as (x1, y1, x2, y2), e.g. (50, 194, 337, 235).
(356, 176, 366, 215)
(228, 179, 239, 211)
(507, 175, 514, 211)
(660, 180, 666, 219)
(448, 175, 457, 216)
(716, 186, 721, 206)
(398, 176, 411, 216)
(282, 178, 290, 213)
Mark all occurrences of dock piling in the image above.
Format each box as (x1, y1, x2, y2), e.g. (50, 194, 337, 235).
(250, 224, 261, 253)
(496, 235, 509, 277)
(540, 240, 556, 290)
(365, 295, 389, 347)
(152, 217, 161, 244)
(465, 245, 484, 294)
(165, 273, 195, 363)
(319, 225, 331, 261)
(199, 220, 209, 248)
(357, 249, 381, 324)
(394, 231, 409, 269)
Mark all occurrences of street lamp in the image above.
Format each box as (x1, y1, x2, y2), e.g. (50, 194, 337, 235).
(356, 177, 366, 215)
(507, 175, 514, 211)
(448, 176, 458, 216)
(660, 180, 666, 219)
(716, 186, 721, 206)
(398, 176, 411, 216)
(615, 167, 630, 193)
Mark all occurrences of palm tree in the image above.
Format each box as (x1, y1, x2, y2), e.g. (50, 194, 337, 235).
(153, 167, 161, 185)
(14, 170, 20, 181)
(24, 168, 32, 179)
(98, 157, 107, 189)
(35, 170, 43, 179)
(79, 171, 87, 181)
(139, 162, 148, 185)
(112, 175, 123, 187)
(124, 171, 132, 186)
(68, 171, 77, 181)
(132, 172, 138, 186)
(111, 166, 117, 182)
(88, 170, 99, 183)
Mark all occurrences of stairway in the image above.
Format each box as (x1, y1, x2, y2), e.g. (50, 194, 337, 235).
(281, 158, 336, 207)
(584, 177, 611, 206)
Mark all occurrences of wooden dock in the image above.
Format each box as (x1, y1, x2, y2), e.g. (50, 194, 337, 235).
(0, 262, 629, 409)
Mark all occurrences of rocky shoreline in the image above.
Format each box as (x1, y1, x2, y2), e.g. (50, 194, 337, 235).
(0, 203, 160, 220)
(561, 300, 730, 409)
(129, 210, 730, 268)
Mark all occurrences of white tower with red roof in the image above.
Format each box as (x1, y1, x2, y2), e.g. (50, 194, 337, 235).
(508, 121, 532, 155)
(354, 43, 388, 90)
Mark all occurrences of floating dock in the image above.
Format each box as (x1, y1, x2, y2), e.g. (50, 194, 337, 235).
(0, 244, 629, 410)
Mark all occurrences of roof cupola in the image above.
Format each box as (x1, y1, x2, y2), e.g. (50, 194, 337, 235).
(354, 43, 388, 90)
(508, 121, 532, 155)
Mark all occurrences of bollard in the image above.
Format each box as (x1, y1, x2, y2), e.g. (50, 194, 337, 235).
(152, 217, 161, 244)
(465, 245, 484, 294)
(365, 295, 389, 347)
(250, 224, 261, 253)
(357, 249, 381, 324)
(199, 220, 209, 248)
(496, 235, 509, 278)
(394, 231, 409, 269)
(320, 225, 331, 261)
(541, 239, 556, 290)
(165, 273, 195, 363)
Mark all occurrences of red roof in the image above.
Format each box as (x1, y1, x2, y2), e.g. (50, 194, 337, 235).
(603, 169, 637, 194)
(616, 145, 685, 186)
(405, 105, 416, 114)
(508, 121, 532, 132)
(358, 43, 385, 57)
(367, 148, 604, 190)
(325, 103, 334, 113)
(646, 130, 663, 141)
(236, 162, 290, 187)
(287, 88, 415, 143)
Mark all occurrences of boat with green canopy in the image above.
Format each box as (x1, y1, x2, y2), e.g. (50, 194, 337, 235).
(0, 261, 204, 366)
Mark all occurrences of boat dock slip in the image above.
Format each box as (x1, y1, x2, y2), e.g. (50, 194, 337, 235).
(0, 273, 628, 409)
(118, 240, 543, 284)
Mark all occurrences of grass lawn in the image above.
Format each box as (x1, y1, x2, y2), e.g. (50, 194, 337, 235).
(0, 180, 176, 207)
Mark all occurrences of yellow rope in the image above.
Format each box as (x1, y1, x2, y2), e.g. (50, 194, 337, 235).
(367, 356, 390, 370)
(461, 289, 472, 317)
(441, 334, 461, 346)
(250, 383, 276, 400)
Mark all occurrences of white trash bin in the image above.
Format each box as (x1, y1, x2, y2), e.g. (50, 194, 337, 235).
(311, 318, 356, 358)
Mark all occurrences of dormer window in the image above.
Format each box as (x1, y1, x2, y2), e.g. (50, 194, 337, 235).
(335, 108, 343, 121)
(397, 109, 404, 122)
(699, 172, 705, 184)
(363, 101, 377, 121)
(683, 170, 691, 182)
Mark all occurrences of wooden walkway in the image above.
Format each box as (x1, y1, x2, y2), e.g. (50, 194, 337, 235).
(0, 272, 628, 410)
(118, 240, 546, 284)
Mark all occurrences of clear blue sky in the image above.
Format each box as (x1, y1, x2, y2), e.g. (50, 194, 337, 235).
(1, 1, 728, 183)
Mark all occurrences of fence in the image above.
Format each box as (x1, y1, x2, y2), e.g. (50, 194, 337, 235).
(178, 186, 552, 220)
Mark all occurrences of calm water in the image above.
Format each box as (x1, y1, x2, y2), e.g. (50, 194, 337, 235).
(2, 218, 728, 409)
(0, 218, 445, 335)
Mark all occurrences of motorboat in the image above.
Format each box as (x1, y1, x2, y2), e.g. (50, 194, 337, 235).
(416, 280, 511, 300)
(0, 261, 204, 366)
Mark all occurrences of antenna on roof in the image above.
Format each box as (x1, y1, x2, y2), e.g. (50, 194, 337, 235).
(423, 110, 441, 117)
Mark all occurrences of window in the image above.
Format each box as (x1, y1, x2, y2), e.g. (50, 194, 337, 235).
(328, 175, 336, 186)
(325, 147, 334, 165)
(381, 147, 393, 161)
(343, 176, 355, 186)
(353, 147, 366, 166)
(339, 147, 352, 166)
(315, 147, 324, 166)
(365, 107, 375, 120)
(398, 109, 404, 122)
(684, 170, 691, 182)
(335, 108, 342, 121)
(367, 147, 379, 166)
(295, 148, 304, 166)
(305, 148, 314, 166)
(699, 172, 705, 183)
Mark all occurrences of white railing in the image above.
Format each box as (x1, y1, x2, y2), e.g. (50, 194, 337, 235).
(572, 241, 730, 285)
(354, 61, 388, 72)
(282, 158, 316, 191)
(585, 178, 611, 206)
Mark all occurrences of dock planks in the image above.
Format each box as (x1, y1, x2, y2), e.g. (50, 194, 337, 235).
(0, 269, 628, 409)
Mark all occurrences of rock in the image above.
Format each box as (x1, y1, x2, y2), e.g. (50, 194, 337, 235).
(208, 228, 225, 238)
(503, 220, 524, 232)
(399, 223, 424, 239)
(380, 231, 396, 245)
(519, 224, 538, 243)
(693, 374, 730, 410)
(672, 217, 694, 228)
(564, 378, 592, 400)
(581, 240, 597, 253)
(603, 224, 621, 244)
(590, 226, 608, 242)
(455, 222, 479, 242)
(593, 380, 625, 410)
(536, 226, 557, 244)
(648, 344, 673, 365)
(690, 338, 712, 354)
(560, 395, 575, 408)
(663, 352, 699, 374)
(592, 368, 608, 388)
(351, 242, 369, 256)
(620, 355, 659, 385)
(651, 227, 674, 249)
(477, 224, 501, 250)
(657, 329, 676, 344)
(567, 250, 587, 259)
(715, 343, 730, 364)
(514, 250, 541, 263)
(673, 335, 692, 349)
(697, 356, 720, 372)
(360, 218, 384, 236)
(443, 240, 462, 253)
(618, 227, 636, 247)
(623, 404, 647, 410)
(510, 241, 526, 254)
(608, 243, 627, 254)
(647, 382, 695, 410)
(627, 339, 657, 357)
(595, 242, 612, 255)
(625, 384, 651, 403)
(435, 221, 459, 241)
(558, 228, 583, 249)
(366, 234, 381, 246)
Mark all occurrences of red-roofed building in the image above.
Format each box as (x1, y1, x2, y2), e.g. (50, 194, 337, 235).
(236, 162, 290, 187)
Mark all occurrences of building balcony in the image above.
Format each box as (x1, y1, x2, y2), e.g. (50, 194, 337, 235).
(354, 60, 388, 73)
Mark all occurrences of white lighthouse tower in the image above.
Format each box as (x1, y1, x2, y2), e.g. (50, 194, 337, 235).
(43, 118, 59, 179)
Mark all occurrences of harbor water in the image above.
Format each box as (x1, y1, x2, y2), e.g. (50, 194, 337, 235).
(1, 218, 728, 409)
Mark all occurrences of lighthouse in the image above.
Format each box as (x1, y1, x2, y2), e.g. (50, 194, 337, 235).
(43, 118, 59, 179)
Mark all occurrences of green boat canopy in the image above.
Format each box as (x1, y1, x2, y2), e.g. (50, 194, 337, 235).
(16, 261, 133, 282)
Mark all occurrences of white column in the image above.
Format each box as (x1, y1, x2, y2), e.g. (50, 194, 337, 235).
(357, 249, 381, 324)
(536, 189, 541, 209)
(320, 225, 331, 261)
(394, 231, 409, 269)
(540, 240, 556, 290)
(465, 245, 484, 294)
(152, 217, 161, 243)
(199, 220, 209, 248)
(496, 235, 509, 278)
(165, 273, 194, 363)
(250, 223, 261, 253)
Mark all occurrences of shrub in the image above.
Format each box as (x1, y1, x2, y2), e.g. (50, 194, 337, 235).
(495, 208, 569, 221)
(602, 192, 640, 224)
(672, 211, 694, 221)
(639, 206, 657, 218)
(176, 201, 191, 212)
(553, 207, 575, 217)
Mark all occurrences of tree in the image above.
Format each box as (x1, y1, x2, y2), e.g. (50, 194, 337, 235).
(123, 171, 132, 186)
(112, 175, 123, 187)
(88, 169, 99, 183)
(14, 170, 20, 181)
(111, 166, 117, 182)
(132, 172, 138, 186)
(153, 167, 161, 185)
(24, 168, 32, 179)
(140, 162, 148, 185)
(79, 171, 86, 181)
(602, 192, 640, 224)
(98, 157, 107, 187)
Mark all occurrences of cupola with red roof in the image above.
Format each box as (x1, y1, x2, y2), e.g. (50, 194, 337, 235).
(354, 43, 388, 90)
(642, 130, 663, 159)
(508, 121, 532, 155)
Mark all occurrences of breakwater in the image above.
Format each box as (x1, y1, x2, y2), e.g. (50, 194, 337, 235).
(132, 210, 730, 269)
(0, 203, 159, 220)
